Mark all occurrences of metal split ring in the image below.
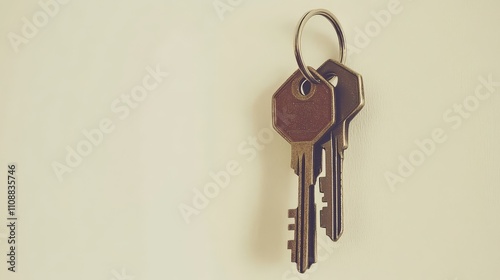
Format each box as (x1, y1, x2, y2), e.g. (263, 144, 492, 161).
(294, 9, 346, 84)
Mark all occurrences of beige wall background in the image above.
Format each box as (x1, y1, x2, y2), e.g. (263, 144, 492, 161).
(1, 0, 499, 279)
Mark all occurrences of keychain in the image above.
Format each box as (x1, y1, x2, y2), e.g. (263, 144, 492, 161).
(272, 9, 365, 273)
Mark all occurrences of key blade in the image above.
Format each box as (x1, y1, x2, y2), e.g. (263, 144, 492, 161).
(319, 131, 344, 241)
(316, 59, 364, 242)
(288, 209, 297, 262)
(288, 153, 317, 273)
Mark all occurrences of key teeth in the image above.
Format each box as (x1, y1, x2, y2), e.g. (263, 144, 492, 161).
(319, 177, 325, 193)
(319, 206, 331, 238)
(319, 177, 328, 203)
(287, 208, 298, 263)
(319, 207, 325, 226)
(287, 240, 296, 262)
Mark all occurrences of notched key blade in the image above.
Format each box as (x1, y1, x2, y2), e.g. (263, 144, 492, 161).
(319, 134, 344, 241)
(288, 208, 298, 262)
(288, 240, 297, 262)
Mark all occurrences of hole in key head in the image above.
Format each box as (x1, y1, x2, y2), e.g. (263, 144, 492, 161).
(299, 79, 312, 96)
(299, 72, 339, 96)
(323, 72, 339, 87)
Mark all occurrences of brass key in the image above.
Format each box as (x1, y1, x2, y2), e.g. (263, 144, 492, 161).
(272, 67, 335, 273)
(272, 8, 365, 273)
(317, 59, 365, 241)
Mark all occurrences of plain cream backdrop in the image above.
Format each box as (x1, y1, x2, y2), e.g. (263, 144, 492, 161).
(1, 0, 499, 279)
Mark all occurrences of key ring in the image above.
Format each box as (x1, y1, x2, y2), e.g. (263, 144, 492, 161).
(294, 9, 346, 84)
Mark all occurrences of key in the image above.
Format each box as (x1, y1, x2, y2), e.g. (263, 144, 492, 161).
(316, 59, 365, 241)
(273, 67, 335, 273)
